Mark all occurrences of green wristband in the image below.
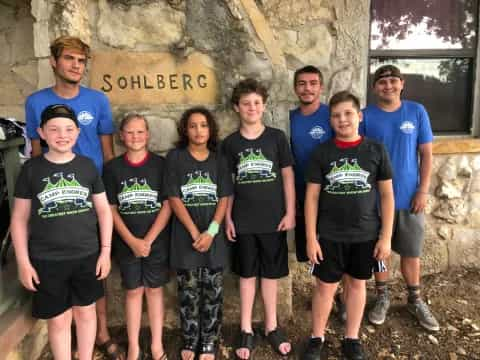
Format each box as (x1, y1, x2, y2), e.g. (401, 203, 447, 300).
(207, 221, 219, 237)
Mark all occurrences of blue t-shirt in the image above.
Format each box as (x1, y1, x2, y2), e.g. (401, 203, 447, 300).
(290, 104, 332, 200)
(25, 86, 114, 173)
(361, 100, 433, 210)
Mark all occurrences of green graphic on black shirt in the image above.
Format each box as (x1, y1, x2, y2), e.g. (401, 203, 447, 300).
(324, 158, 371, 195)
(117, 177, 161, 215)
(37, 172, 92, 218)
(181, 171, 218, 207)
(236, 148, 276, 184)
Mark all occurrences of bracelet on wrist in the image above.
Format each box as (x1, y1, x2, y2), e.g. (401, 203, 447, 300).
(207, 221, 220, 237)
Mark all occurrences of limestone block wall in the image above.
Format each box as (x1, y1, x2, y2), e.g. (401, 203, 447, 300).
(0, 0, 37, 121)
(82, 0, 368, 153)
(427, 154, 480, 269)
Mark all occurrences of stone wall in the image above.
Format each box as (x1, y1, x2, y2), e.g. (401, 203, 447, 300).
(0, 0, 37, 122)
(84, 0, 368, 153)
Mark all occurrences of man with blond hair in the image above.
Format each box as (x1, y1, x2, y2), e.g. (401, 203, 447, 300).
(25, 36, 122, 359)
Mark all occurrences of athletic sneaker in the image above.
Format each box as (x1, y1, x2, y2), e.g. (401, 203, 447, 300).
(335, 293, 347, 323)
(368, 292, 390, 325)
(302, 337, 324, 360)
(341, 338, 365, 360)
(407, 299, 440, 331)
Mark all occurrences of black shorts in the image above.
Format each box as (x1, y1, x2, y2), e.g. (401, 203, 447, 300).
(31, 253, 104, 319)
(294, 199, 308, 262)
(116, 252, 170, 290)
(232, 232, 289, 279)
(311, 239, 376, 283)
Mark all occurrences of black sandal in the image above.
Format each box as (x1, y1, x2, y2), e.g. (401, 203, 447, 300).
(96, 339, 125, 360)
(180, 342, 196, 360)
(265, 328, 291, 356)
(235, 331, 255, 359)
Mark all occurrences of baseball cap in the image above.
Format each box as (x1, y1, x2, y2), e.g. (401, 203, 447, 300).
(373, 65, 403, 85)
(40, 104, 78, 127)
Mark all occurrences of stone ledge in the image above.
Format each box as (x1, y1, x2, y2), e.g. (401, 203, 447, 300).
(433, 138, 480, 154)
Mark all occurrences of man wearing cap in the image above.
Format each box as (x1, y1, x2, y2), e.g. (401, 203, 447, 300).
(290, 65, 332, 262)
(24, 36, 122, 358)
(362, 64, 439, 331)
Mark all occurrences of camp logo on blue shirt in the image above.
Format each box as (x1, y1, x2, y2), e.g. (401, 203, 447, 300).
(309, 125, 326, 139)
(290, 104, 332, 197)
(400, 121, 415, 134)
(78, 111, 94, 126)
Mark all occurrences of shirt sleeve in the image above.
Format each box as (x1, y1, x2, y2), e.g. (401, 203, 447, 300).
(219, 138, 236, 176)
(25, 97, 40, 140)
(102, 161, 118, 205)
(89, 159, 106, 194)
(14, 161, 33, 199)
(157, 156, 168, 202)
(217, 153, 234, 198)
(165, 150, 181, 197)
(376, 143, 394, 181)
(277, 129, 294, 168)
(97, 93, 115, 135)
(417, 104, 433, 145)
(305, 147, 324, 184)
(359, 114, 366, 136)
(289, 110, 297, 159)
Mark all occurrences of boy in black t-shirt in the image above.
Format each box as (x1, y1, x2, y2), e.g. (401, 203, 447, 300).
(11, 104, 112, 360)
(222, 79, 295, 359)
(302, 92, 394, 360)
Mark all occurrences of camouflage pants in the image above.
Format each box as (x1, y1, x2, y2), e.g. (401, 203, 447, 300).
(177, 268, 223, 348)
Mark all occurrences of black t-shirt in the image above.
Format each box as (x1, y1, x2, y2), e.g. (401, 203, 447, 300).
(306, 138, 393, 243)
(14, 155, 105, 260)
(103, 152, 169, 260)
(222, 126, 294, 234)
(165, 148, 233, 270)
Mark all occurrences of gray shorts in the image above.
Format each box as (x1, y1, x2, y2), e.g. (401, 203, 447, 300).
(391, 210, 425, 257)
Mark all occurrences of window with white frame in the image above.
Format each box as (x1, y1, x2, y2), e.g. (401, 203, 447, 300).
(368, 0, 478, 135)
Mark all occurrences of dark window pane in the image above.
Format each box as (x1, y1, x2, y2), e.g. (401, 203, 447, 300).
(368, 58, 473, 134)
(370, 0, 478, 50)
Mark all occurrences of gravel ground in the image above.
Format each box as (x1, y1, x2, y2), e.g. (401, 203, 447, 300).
(40, 267, 480, 359)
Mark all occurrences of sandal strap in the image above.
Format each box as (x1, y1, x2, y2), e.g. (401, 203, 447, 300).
(200, 342, 217, 354)
(238, 331, 255, 351)
(97, 338, 116, 350)
(182, 341, 197, 352)
(96, 339, 124, 360)
(266, 328, 291, 356)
